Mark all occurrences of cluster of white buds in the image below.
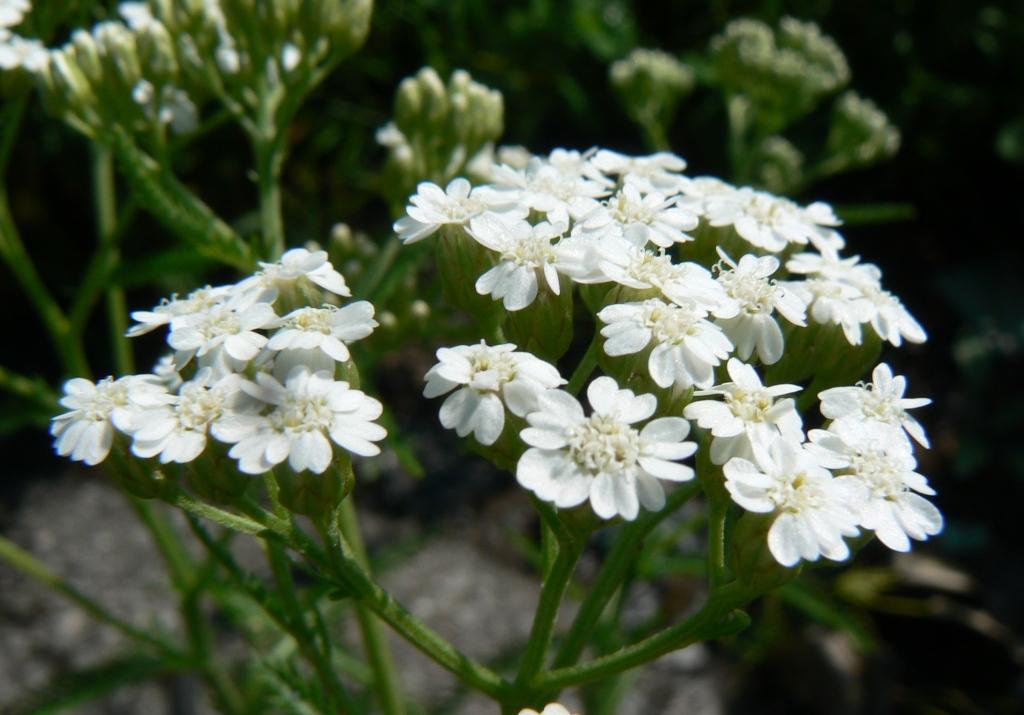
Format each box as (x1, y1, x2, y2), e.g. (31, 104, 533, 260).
(0, 1, 47, 74)
(401, 144, 940, 565)
(52, 248, 386, 485)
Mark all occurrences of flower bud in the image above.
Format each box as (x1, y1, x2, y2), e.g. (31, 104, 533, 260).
(822, 91, 900, 175)
(435, 226, 502, 330)
(610, 47, 694, 136)
(502, 274, 574, 362)
(730, 512, 800, 592)
(136, 21, 179, 85)
(275, 462, 354, 520)
(749, 135, 804, 194)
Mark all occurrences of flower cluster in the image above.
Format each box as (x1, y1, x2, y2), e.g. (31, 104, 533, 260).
(52, 248, 386, 476)
(404, 145, 940, 563)
(0, 0, 45, 73)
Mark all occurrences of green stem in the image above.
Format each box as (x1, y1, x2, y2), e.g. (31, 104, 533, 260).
(126, 497, 195, 590)
(0, 534, 179, 654)
(92, 145, 133, 374)
(553, 480, 702, 669)
(535, 583, 753, 691)
(697, 436, 729, 590)
(254, 130, 285, 260)
(264, 536, 355, 712)
(567, 333, 601, 396)
(515, 537, 584, 690)
(109, 128, 252, 270)
(334, 498, 406, 715)
(355, 234, 401, 299)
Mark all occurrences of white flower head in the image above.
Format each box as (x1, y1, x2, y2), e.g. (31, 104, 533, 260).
(394, 178, 522, 244)
(706, 188, 841, 253)
(808, 422, 942, 552)
(783, 277, 873, 346)
(215, 367, 386, 474)
(51, 375, 169, 466)
(470, 215, 566, 311)
(267, 301, 377, 364)
(818, 363, 931, 449)
(0, 0, 29, 29)
(128, 284, 233, 337)
(714, 249, 806, 365)
(0, 34, 47, 73)
(579, 183, 698, 249)
(683, 358, 802, 465)
(724, 436, 867, 567)
(591, 149, 688, 194)
(130, 371, 248, 464)
(676, 175, 737, 215)
(518, 376, 697, 521)
(168, 301, 277, 371)
(236, 248, 351, 305)
(490, 156, 608, 225)
(598, 298, 733, 389)
(423, 342, 565, 446)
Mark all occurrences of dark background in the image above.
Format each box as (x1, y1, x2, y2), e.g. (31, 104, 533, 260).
(2, 1, 1021, 713)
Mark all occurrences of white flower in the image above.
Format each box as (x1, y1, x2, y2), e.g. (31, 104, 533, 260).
(153, 354, 183, 392)
(423, 342, 565, 446)
(714, 249, 806, 364)
(705, 188, 841, 253)
(808, 422, 942, 552)
(130, 372, 247, 464)
(676, 176, 737, 215)
(683, 358, 802, 465)
(598, 242, 734, 316)
(119, 2, 157, 30)
(590, 149, 687, 194)
(724, 437, 866, 567)
(267, 301, 377, 363)
(857, 282, 927, 347)
(598, 298, 733, 389)
(236, 248, 351, 304)
(518, 376, 697, 521)
(0, 34, 47, 72)
(783, 277, 873, 345)
(216, 368, 386, 474)
(51, 375, 169, 466)
(818, 363, 931, 448)
(469, 216, 566, 310)
(127, 284, 233, 337)
(0, 0, 29, 29)
(393, 178, 521, 244)
(168, 301, 277, 369)
(578, 183, 698, 249)
(490, 157, 608, 225)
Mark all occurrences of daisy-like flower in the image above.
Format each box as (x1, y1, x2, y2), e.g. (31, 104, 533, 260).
(168, 301, 277, 370)
(818, 363, 931, 448)
(51, 375, 169, 466)
(393, 178, 520, 244)
(0, 34, 47, 72)
(598, 242, 734, 316)
(127, 284, 233, 337)
(598, 298, 733, 389)
(0, 0, 29, 29)
(130, 372, 247, 464)
(724, 436, 867, 567)
(705, 188, 841, 253)
(683, 358, 802, 465)
(235, 248, 350, 304)
(578, 184, 698, 249)
(469, 216, 566, 311)
(267, 301, 377, 363)
(216, 367, 386, 475)
(423, 342, 565, 446)
(676, 176, 737, 216)
(490, 157, 608, 226)
(518, 376, 697, 521)
(714, 249, 806, 364)
(808, 422, 942, 552)
(783, 277, 873, 346)
(590, 149, 687, 194)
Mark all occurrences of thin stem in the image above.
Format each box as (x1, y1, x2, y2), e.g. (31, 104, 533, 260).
(567, 333, 601, 396)
(535, 583, 753, 691)
(707, 500, 728, 590)
(334, 497, 406, 715)
(0, 534, 179, 655)
(255, 132, 285, 260)
(92, 144, 133, 374)
(515, 537, 584, 689)
(553, 480, 702, 669)
(355, 235, 400, 299)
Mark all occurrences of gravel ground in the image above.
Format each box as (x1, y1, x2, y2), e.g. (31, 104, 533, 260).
(0, 473, 722, 715)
